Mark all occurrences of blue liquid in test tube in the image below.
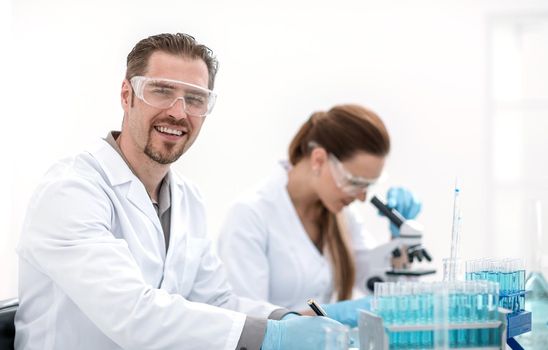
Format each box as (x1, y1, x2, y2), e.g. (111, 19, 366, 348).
(468, 283, 479, 347)
(387, 285, 398, 347)
(456, 287, 468, 347)
(479, 284, 490, 346)
(397, 285, 409, 348)
(448, 290, 457, 347)
(408, 285, 419, 348)
(489, 283, 500, 346)
(423, 291, 433, 348)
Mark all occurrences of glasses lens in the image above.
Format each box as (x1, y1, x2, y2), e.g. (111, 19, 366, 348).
(184, 91, 216, 116)
(141, 79, 177, 108)
(138, 78, 216, 116)
(328, 154, 374, 196)
(342, 183, 368, 196)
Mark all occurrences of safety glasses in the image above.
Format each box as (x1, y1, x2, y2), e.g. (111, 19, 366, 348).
(130, 76, 217, 117)
(327, 154, 379, 196)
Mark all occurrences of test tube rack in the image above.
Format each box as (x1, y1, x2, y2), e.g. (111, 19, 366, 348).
(358, 307, 531, 350)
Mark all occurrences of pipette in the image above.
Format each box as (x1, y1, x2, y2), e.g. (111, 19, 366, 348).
(448, 179, 461, 280)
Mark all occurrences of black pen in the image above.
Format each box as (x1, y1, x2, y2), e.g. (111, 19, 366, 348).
(307, 298, 327, 316)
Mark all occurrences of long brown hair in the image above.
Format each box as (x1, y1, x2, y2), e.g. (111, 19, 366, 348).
(288, 104, 390, 300)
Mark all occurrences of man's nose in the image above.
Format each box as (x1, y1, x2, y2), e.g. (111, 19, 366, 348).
(167, 97, 189, 119)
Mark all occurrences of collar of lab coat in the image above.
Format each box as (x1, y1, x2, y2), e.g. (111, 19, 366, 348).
(87, 138, 180, 191)
(86, 138, 198, 253)
(86, 138, 166, 242)
(88, 138, 137, 187)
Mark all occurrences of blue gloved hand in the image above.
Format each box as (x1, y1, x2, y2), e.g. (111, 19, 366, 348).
(385, 187, 422, 236)
(261, 316, 347, 350)
(321, 296, 372, 328)
(281, 312, 300, 320)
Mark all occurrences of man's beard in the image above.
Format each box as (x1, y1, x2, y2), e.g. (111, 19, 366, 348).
(144, 118, 191, 164)
(144, 140, 186, 164)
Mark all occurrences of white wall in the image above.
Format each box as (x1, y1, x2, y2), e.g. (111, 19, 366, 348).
(2, 0, 548, 299)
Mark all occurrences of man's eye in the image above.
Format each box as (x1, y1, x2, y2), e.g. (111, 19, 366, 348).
(185, 94, 206, 106)
(151, 88, 173, 96)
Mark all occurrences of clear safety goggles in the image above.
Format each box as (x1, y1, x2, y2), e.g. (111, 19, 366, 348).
(130, 76, 217, 117)
(327, 153, 379, 196)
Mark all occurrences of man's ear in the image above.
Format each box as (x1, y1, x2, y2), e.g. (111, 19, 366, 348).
(121, 80, 131, 112)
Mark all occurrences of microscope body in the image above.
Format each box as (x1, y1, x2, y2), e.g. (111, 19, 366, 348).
(365, 196, 436, 292)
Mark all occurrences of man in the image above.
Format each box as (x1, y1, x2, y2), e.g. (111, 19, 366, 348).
(14, 33, 346, 350)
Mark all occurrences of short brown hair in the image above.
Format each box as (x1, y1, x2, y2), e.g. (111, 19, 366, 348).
(125, 33, 218, 89)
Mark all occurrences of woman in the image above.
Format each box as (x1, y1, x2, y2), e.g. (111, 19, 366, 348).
(217, 104, 420, 326)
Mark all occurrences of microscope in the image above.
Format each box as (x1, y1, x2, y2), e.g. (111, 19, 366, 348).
(364, 196, 436, 292)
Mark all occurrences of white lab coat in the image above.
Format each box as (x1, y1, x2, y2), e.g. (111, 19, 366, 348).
(15, 139, 279, 350)
(217, 162, 376, 311)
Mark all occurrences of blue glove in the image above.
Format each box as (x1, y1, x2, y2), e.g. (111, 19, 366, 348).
(321, 296, 372, 328)
(385, 187, 422, 236)
(281, 312, 300, 320)
(262, 316, 347, 350)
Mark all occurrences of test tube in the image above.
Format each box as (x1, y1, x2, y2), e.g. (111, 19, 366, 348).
(501, 259, 510, 309)
(489, 282, 500, 346)
(456, 282, 469, 347)
(396, 283, 410, 348)
(373, 282, 381, 314)
(432, 282, 450, 349)
(467, 282, 479, 347)
(446, 283, 457, 347)
(408, 283, 420, 348)
(374, 282, 395, 348)
(425, 284, 434, 348)
(465, 259, 474, 281)
(387, 283, 398, 347)
(478, 281, 490, 346)
(519, 261, 526, 311)
(481, 258, 490, 282)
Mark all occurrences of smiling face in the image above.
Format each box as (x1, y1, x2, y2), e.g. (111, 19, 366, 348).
(120, 51, 210, 165)
(312, 149, 385, 213)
